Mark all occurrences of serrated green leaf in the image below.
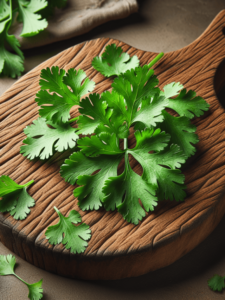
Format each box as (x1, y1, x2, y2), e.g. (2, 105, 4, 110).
(27, 279, 43, 300)
(102, 152, 158, 224)
(45, 207, 91, 254)
(0, 188, 35, 220)
(37, 67, 95, 123)
(208, 275, 225, 292)
(159, 110, 199, 157)
(77, 93, 113, 135)
(0, 18, 24, 78)
(129, 128, 187, 201)
(131, 94, 168, 128)
(0, 254, 16, 275)
(0, 175, 24, 196)
(20, 118, 79, 160)
(167, 88, 210, 119)
(111, 65, 160, 128)
(18, 0, 48, 37)
(78, 132, 124, 157)
(162, 82, 184, 98)
(0, 0, 10, 21)
(60, 152, 122, 210)
(0, 176, 35, 220)
(92, 44, 139, 77)
(26, 0, 48, 13)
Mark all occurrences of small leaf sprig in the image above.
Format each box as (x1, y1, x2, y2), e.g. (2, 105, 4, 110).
(0, 175, 35, 220)
(0, 254, 43, 300)
(208, 274, 225, 292)
(45, 207, 91, 254)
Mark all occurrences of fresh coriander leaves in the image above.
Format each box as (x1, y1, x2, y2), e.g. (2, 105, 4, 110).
(45, 207, 91, 253)
(0, 16, 24, 78)
(129, 129, 187, 201)
(0, 254, 16, 276)
(208, 274, 225, 292)
(0, 175, 35, 220)
(36, 67, 95, 123)
(167, 88, 210, 119)
(103, 152, 158, 224)
(60, 152, 123, 210)
(21, 43, 210, 226)
(0, 254, 43, 300)
(77, 93, 111, 135)
(21, 67, 95, 160)
(20, 117, 79, 160)
(0, 0, 67, 78)
(159, 111, 199, 157)
(92, 43, 139, 77)
(0, 0, 10, 21)
(17, 0, 48, 37)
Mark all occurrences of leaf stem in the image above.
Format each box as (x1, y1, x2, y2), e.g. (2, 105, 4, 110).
(14, 273, 28, 286)
(124, 138, 128, 150)
(148, 52, 164, 69)
(23, 180, 34, 188)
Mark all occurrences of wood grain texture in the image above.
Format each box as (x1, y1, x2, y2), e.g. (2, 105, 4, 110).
(1, 10, 225, 280)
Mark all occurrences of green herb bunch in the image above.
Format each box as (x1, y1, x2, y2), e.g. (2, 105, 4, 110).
(20, 44, 210, 225)
(0, 0, 66, 78)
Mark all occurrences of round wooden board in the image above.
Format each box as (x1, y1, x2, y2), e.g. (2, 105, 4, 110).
(1, 11, 225, 281)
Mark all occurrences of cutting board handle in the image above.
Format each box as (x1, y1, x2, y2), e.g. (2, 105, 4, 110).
(157, 10, 225, 100)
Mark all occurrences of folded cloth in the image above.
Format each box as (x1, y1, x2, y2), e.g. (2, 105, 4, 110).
(10, 0, 138, 50)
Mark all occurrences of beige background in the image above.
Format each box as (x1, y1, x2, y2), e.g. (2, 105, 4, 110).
(1, 0, 225, 299)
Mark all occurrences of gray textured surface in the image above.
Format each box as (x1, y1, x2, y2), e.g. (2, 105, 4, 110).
(1, 0, 225, 299)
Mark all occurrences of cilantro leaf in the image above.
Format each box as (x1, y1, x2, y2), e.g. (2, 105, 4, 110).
(208, 275, 225, 292)
(0, 175, 35, 220)
(167, 88, 210, 119)
(102, 153, 158, 224)
(0, 254, 16, 275)
(0, 0, 10, 21)
(60, 152, 122, 210)
(17, 0, 48, 37)
(77, 93, 111, 135)
(36, 67, 95, 123)
(0, 17, 24, 78)
(163, 82, 184, 98)
(131, 94, 168, 128)
(78, 92, 128, 138)
(130, 129, 187, 201)
(96, 90, 130, 138)
(78, 132, 124, 157)
(162, 82, 210, 119)
(20, 117, 78, 160)
(159, 110, 199, 157)
(27, 280, 43, 300)
(45, 207, 91, 254)
(0, 175, 34, 196)
(1, 188, 35, 220)
(92, 44, 139, 77)
(0, 254, 43, 300)
(111, 66, 160, 127)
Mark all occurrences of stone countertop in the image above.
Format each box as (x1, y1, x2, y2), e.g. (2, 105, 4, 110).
(1, 0, 225, 299)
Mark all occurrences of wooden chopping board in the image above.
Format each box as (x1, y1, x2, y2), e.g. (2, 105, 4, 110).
(1, 10, 225, 281)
